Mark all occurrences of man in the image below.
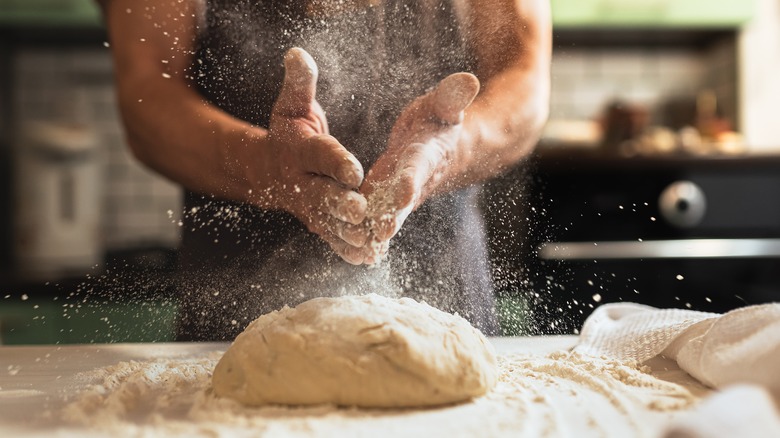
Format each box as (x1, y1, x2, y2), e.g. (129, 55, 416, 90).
(97, 0, 550, 340)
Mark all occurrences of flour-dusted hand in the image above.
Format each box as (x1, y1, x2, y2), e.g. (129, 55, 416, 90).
(356, 73, 480, 264)
(249, 48, 369, 264)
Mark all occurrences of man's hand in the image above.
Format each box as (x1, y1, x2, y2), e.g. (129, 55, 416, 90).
(250, 48, 369, 264)
(355, 73, 481, 264)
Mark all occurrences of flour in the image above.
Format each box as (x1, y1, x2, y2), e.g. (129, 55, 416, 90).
(61, 353, 223, 427)
(363, 175, 407, 261)
(60, 350, 699, 437)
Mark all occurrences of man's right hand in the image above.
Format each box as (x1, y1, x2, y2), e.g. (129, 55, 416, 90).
(246, 48, 369, 264)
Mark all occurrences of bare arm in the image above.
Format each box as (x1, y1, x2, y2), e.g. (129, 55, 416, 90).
(456, 0, 552, 185)
(99, 0, 369, 262)
(100, 0, 258, 201)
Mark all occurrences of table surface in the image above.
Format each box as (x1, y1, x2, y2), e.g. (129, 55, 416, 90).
(0, 336, 578, 391)
(0, 336, 707, 437)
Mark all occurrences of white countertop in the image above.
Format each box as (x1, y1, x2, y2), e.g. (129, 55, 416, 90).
(0, 336, 708, 437)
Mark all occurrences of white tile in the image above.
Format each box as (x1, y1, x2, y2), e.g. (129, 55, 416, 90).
(601, 51, 645, 76)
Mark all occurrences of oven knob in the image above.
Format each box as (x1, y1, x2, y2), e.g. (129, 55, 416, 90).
(659, 181, 706, 228)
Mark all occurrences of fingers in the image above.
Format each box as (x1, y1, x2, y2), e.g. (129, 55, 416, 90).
(309, 176, 368, 225)
(309, 218, 368, 265)
(429, 72, 480, 125)
(275, 47, 319, 117)
(322, 234, 365, 265)
(273, 49, 364, 188)
(299, 175, 368, 245)
(302, 168, 390, 265)
(326, 232, 388, 266)
(364, 239, 389, 265)
(306, 190, 381, 266)
(325, 189, 367, 225)
(299, 135, 364, 189)
(333, 222, 369, 247)
(371, 199, 415, 242)
(368, 142, 442, 241)
(318, 224, 378, 265)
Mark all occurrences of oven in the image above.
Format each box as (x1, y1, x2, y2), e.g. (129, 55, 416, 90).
(489, 149, 780, 334)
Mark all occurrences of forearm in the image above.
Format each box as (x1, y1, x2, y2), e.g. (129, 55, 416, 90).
(102, 0, 268, 204)
(117, 75, 267, 204)
(455, 60, 550, 184)
(442, 0, 551, 190)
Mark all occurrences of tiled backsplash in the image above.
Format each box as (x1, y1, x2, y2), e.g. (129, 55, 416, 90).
(550, 38, 737, 128)
(13, 48, 181, 250)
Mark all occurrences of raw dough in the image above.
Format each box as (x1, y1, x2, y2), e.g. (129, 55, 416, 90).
(212, 293, 498, 408)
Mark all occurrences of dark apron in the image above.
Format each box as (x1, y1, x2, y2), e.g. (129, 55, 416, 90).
(175, 0, 499, 340)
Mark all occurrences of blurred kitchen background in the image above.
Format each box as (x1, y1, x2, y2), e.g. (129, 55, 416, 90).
(1, 0, 779, 343)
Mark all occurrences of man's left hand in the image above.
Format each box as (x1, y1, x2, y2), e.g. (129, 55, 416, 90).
(355, 72, 480, 264)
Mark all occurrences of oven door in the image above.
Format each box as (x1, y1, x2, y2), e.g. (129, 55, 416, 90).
(497, 150, 780, 334)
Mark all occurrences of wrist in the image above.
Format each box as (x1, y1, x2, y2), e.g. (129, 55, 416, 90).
(217, 121, 273, 206)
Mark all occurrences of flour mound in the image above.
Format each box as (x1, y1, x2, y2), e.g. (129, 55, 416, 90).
(212, 293, 498, 408)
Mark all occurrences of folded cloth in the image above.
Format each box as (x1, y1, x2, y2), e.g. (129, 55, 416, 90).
(663, 385, 780, 438)
(575, 302, 780, 438)
(574, 302, 780, 391)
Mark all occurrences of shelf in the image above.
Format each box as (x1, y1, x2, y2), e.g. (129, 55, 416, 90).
(0, 0, 755, 31)
(552, 28, 735, 49)
(552, 0, 755, 29)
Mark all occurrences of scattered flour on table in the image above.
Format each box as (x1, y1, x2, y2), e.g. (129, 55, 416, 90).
(59, 350, 700, 438)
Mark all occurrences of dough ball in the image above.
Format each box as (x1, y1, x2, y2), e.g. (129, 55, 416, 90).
(212, 293, 498, 408)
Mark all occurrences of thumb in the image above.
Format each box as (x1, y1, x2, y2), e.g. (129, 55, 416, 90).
(275, 47, 319, 117)
(429, 72, 480, 125)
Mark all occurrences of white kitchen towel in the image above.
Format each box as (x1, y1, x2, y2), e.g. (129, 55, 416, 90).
(662, 385, 780, 438)
(574, 302, 780, 391)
